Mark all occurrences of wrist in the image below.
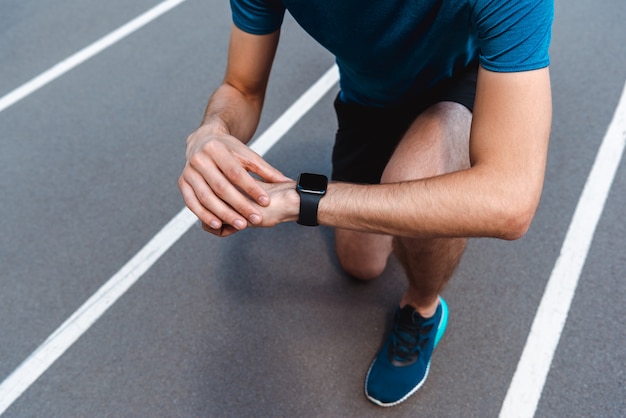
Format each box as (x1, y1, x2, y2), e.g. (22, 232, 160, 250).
(285, 185, 301, 223)
(185, 121, 231, 161)
(191, 120, 229, 142)
(296, 173, 328, 226)
(256, 181, 299, 226)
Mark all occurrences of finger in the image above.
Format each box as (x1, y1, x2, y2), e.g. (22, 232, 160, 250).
(231, 147, 291, 206)
(201, 222, 241, 237)
(182, 169, 251, 230)
(179, 175, 224, 230)
(179, 171, 252, 232)
(243, 166, 290, 207)
(213, 150, 272, 207)
(201, 168, 262, 226)
(191, 143, 266, 219)
(239, 149, 291, 184)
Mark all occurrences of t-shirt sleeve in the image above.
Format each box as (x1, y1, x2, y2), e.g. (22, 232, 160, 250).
(473, 0, 554, 72)
(230, 0, 286, 35)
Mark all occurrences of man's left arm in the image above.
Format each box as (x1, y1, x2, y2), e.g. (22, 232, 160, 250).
(463, 66, 552, 239)
(252, 66, 552, 239)
(323, 66, 553, 239)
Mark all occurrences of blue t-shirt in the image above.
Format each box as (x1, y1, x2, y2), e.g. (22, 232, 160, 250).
(230, 0, 553, 107)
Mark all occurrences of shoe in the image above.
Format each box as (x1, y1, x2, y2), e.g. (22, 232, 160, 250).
(365, 297, 448, 407)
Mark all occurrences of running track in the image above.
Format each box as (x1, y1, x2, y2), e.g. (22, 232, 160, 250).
(1, 0, 624, 416)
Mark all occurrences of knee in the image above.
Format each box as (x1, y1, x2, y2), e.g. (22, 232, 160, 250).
(334, 229, 393, 281)
(339, 257, 386, 281)
(336, 250, 387, 281)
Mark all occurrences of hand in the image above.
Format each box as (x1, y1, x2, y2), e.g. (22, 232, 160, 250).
(247, 179, 299, 228)
(198, 179, 299, 237)
(178, 124, 290, 236)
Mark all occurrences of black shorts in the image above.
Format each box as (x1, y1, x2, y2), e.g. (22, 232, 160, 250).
(331, 62, 478, 185)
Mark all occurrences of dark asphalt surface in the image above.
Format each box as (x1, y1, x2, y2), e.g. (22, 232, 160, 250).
(1, 0, 624, 416)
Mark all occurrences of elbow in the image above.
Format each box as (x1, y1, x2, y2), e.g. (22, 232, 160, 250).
(494, 199, 539, 241)
(498, 209, 534, 241)
(478, 169, 545, 241)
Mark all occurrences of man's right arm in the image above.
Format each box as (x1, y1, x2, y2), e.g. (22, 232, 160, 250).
(178, 24, 289, 237)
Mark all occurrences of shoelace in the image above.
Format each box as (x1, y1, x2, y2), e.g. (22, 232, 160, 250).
(390, 314, 433, 363)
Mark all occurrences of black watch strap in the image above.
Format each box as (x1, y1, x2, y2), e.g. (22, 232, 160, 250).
(298, 192, 322, 226)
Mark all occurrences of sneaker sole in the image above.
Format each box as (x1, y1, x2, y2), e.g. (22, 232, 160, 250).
(365, 296, 449, 407)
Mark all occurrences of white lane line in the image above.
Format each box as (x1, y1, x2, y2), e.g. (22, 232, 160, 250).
(0, 64, 339, 415)
(0, 0, 189, 114)
(500, 80, 626, 418)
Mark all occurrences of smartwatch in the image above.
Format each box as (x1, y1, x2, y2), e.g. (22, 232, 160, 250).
(296, 173, 328, 226)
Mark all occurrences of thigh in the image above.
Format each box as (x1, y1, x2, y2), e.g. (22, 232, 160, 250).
(381, 101, 472, 184)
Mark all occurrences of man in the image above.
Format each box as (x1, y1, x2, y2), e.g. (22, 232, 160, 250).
(179, 0, 554, 407)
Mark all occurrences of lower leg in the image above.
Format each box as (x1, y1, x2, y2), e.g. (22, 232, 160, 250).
(394, 236, 466, 317)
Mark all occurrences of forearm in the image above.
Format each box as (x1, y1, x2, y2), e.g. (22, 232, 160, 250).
(195, 25, 279, 145)
(317, 167, 542, 240)
(199, 82, 264, 143)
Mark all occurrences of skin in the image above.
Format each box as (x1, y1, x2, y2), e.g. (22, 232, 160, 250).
(179, 24, 552, 317)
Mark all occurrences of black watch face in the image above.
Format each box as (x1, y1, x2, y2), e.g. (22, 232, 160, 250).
(298, 173, 327, 194)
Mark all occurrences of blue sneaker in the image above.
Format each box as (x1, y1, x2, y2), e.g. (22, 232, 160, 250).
(365, 297, 448, 407)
